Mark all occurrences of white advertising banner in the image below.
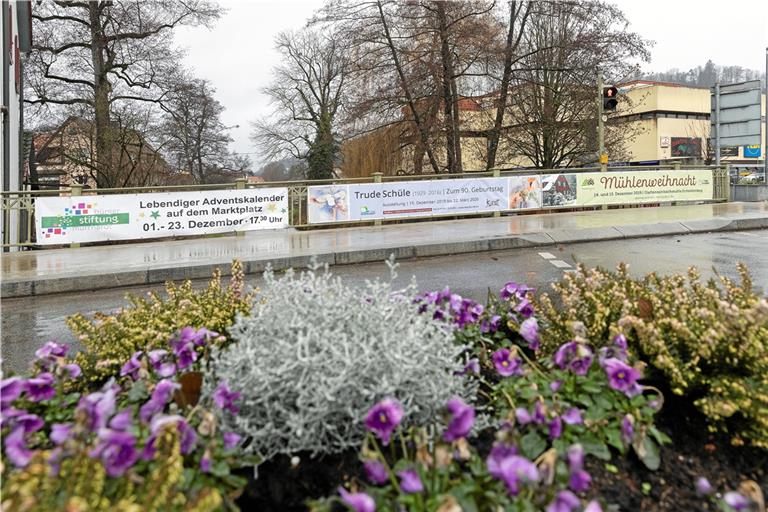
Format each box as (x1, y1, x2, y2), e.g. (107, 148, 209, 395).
(308, 177, 542, 224)
(35, 188, 289, 245)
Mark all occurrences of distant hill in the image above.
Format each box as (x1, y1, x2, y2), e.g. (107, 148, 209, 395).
(639, 59, 765, 90)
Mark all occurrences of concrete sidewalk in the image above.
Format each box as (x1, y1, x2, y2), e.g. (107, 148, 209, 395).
(3, 202, 768, 298)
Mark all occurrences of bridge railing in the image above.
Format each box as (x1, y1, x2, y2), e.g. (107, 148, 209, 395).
(1, 164, 730, 249)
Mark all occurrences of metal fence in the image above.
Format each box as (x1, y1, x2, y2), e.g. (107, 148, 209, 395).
(1, 164, 730, 249)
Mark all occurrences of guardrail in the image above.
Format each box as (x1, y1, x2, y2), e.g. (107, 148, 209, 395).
(1, 164, 730, 249)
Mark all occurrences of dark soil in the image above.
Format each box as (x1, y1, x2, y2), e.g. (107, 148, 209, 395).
(236, 392, 767, 511)
(586, 388, 767, 511)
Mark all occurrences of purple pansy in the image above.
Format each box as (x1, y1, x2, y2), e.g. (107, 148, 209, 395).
(78, 385, 118, 431)
(149, 414, 197, 454)
(515, 407, 532, 425)
(63, 363, 81, 379)
(90, 429, 138, 477)
(723, 492, 750, 510)
(148, 350, 176, 377)
(16, 413, 44, 433)
(533, 401, 547, 424)
(444, 397, 475, 442)
(550, 380, 563, 392)
(621, 414, 634, 444)
(603, 358, 641, 396)
(455, 358, 480, 376)
(492, 454, 540, 496)
(492, 348, 523, 377)
(548, 415, 563, 440)
(480, 315, 502, 333)
(500, 282, 534, 300)
(486, 442, 518, 478)
(584, 501, 603, 512)
(120, 351, 143, 380)
(515, 299, 535, 318)
(35, 341, 69, 361)
(695, 476, 713, 495)
(363, 459, 389, 485)
(398, 469, 423, 493)
(4, 426, 33, 467)
(24, 372, 56, 402)
(519, 317, 540, 350)
(554, 342, 594, 375)
(562, 407, 583, 425)
(338, 487, 375, 512)
(109, 409, 133, 430)
(50, 423, 72, 445)
(1, 377, 24, 406)
(139, 379, 179, 423)
(364, 398, 404, 446)
(213, 381, 241, 414)
(200, 452, 212, 473)
(569, 469, 591, 492)
(223, 431, 241, 451)
(567, 444, 584, 471)
(547, 490, 581, 512)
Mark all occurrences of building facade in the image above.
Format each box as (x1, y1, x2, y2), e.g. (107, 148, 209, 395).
(1, 0, 31, 248)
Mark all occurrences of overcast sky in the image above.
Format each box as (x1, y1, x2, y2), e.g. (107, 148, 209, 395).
(172, 0, 768, 166)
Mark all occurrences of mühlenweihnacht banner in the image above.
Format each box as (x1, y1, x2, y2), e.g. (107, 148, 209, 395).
(35, 188, 289, 245)
(573, 170, 713, 206)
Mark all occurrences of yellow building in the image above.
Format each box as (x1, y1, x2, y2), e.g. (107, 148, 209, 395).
(616, 80, 766, 167)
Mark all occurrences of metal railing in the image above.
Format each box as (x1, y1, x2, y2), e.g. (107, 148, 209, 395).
(1, 164, 730, 249)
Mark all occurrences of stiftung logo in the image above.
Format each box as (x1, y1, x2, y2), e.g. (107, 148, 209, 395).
(360, 206, 376, 216)
(581, 177, 595, 187)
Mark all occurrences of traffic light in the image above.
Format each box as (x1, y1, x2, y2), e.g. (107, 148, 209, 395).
(603, 86, 618, 111)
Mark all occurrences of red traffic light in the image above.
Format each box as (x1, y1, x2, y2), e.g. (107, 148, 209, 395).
(603, 86, 619, 111)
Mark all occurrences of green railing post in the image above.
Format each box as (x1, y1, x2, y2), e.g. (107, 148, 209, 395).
(372, 172, 383, 226)
(493, 168, 502, 218)
(724, 164, 731, 202)
(68, 184, 83, 248)
(235, 178, 247, 236)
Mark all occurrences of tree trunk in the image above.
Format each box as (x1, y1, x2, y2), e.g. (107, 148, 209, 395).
(376, 1, 441, 174)
(436, 2, 460, 173)
(89, 2, 113, 188)
(487, 2, 528, 171)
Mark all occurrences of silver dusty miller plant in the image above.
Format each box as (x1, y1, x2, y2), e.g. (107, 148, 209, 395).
(207, 257, 474, 460)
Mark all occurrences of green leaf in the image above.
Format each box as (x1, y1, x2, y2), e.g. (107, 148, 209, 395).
(210, 459, 231, 477)
(520, 431, 547, 459)
(605, 428, 624, 450)
(127, 380, 149, 403)
(635, 436, 661, 471)
(580, 434, 611, 460)
(649, 426, 672, 445)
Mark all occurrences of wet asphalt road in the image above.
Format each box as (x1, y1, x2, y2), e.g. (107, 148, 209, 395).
(2, 229, 767, 374)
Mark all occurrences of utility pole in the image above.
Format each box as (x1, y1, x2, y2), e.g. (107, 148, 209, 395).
(597, 70, 606, 171)
(764, 46, 767, 181)
(714, 82, 721, 167)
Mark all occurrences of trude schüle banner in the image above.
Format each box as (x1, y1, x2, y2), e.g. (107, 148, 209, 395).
(575, 170, 713, 206)
(308, 178, 513, 223)
(35, 188, 289, 245)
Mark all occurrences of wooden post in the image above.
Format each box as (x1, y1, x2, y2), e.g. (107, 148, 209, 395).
(493, 168, 501, 218)
(68, 184, 83, 248)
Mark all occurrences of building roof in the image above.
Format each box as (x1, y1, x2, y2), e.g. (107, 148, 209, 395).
(619, 79, 709, 90)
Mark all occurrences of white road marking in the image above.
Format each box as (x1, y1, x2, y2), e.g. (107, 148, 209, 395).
(538, 252, 556, 259)
(550, 260, 572, 269)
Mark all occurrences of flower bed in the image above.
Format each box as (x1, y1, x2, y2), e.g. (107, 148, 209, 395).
(1, 261, 766, 511)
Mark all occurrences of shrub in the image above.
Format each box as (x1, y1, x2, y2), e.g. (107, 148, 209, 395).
(208, 260, 474, 460)
(69, 261, 255, 388)
(537, 263, 768, 449)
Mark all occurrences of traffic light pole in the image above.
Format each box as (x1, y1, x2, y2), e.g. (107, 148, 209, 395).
(597, 71, 606, 171)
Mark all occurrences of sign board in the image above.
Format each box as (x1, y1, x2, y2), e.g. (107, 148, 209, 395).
(307, 171, 714, 224)
(659, 136, 670, 148)
(35, 188, 289, 245)
(720, 146, 738, 157)
(744, 145, 762, 158)
(710, 80, 762, 147)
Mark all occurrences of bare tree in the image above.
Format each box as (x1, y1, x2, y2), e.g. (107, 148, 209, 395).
(159, 75, 248, 183)
(251, 28, 350, 180)
(26, 0, 221, 187)
(499, 1, 650, 168)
